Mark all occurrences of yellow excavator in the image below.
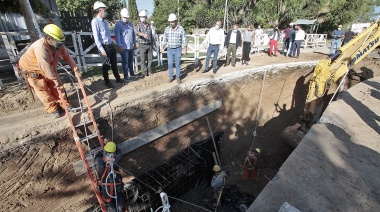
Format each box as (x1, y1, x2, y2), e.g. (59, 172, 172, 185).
(282, 21, 380, 147)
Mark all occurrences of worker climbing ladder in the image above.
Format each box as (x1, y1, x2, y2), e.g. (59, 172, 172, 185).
(56, 70, 108, 212)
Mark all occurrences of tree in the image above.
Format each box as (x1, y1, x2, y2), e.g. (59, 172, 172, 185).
(128, 0, 139, 25)
(57, 0, 122, 20)
(0, 0, 50, 17)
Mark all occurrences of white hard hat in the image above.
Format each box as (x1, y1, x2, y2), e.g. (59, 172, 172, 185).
(289, 22, 294, 26)
(94, 1, 107, 10)
(151, 21, 154, 24)
(120, 8, 129, 18)
(168, 13, 177, 22)
(139, 10, 147, 17)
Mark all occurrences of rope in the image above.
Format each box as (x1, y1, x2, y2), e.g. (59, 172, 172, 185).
(168, 196, 212, 212)
(250, 69, 267, 151)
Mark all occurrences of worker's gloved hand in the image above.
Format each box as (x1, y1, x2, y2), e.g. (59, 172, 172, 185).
(101, 51, 107, 57)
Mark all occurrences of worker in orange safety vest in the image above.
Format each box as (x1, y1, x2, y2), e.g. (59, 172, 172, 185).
(18, 24, 81, 118)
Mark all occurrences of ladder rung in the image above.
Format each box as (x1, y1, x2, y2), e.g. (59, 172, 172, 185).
(89, 147, 103, 157)
(80, 133, 99, 142)
(70, 105, 87, 112)
(75, 120, 94, 128)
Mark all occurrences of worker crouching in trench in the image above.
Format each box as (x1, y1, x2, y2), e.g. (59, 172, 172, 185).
(18, 24, 81, 118)
(95, 141, 126, 212)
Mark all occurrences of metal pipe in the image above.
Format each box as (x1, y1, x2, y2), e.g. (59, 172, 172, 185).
(206, 116, 221, 166)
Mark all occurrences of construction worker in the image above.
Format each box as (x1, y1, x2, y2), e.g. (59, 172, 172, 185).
(161, 13, 188, 84)
(243, 148, 261, 180)
(95, 140, 125, 212)
(136, 10, 154, 77)
(211, 165, 228, 207)
(91, 1, 125, 88)
(18, 24, 80, 118)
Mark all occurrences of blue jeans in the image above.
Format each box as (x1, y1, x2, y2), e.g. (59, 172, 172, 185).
(205, 44, 219, 71)
(330, 39, 341, 55)
(121, 49, 135, 79)
(292, 40, 302, 57)
(167, 47, 182, 79)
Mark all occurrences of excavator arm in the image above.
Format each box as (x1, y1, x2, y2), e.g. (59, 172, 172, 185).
(282, 21, 380, 146)
(303, 22, 380, 128)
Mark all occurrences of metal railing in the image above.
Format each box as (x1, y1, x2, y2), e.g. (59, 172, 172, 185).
(1, 31, 328, 76)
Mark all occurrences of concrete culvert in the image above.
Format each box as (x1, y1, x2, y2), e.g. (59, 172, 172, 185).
(0, 56, 379, 211)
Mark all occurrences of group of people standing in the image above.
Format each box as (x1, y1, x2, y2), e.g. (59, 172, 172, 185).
(269, 23, 305, 58)
(92, 1, 187, 87)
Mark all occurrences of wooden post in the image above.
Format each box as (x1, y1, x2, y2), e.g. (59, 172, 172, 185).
(18, 0, 41, 41)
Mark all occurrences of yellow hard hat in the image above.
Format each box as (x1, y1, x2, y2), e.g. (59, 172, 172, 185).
(213, 165, 221, 172)
(104, 141, 116, 153)
(255, 148, 261, 155)
(43, 24, 65, 42)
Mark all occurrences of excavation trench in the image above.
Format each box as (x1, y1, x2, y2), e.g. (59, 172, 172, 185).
(0, 61, 357, 211)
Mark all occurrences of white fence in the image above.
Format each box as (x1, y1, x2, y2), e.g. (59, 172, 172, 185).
(1, 31, 327, 77)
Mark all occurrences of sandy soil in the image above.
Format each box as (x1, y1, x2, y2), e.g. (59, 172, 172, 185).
(0, 47, 379, 211)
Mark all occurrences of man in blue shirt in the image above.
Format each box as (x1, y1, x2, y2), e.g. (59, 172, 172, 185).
(91, 1, 124, 88)
(161, 13, 188, 84)
(330, 24, 345, 56)
(115, 8, 137, 82)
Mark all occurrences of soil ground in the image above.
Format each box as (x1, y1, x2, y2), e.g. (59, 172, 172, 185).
(0, 46, 379, 211)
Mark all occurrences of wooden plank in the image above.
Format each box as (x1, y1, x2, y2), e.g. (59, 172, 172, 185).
(72, 100, 222, 175)
(118, 100, 222, 155)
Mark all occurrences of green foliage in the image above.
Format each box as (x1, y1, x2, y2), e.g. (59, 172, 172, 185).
(0, 0, 50, 18)
(152, 0, 177, 33)
(128, 0, 139, 25)
(57, 0, 122, 20)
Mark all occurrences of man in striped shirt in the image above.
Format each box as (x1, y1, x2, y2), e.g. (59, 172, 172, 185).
(161, 13, 188, 84)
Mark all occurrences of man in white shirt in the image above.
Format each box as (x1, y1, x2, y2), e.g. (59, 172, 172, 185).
(291, 25, 305, 58)
(203, 20, 224, 74)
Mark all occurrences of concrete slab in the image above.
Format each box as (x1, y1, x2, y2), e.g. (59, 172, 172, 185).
(248, 77, 380, 211)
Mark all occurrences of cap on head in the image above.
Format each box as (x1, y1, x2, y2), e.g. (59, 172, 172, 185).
(255, 148, 261, 155)
(104, 141, 116, 153)
(94, 1, 107, 10)
(139, 10, 147, 17)
(168, 13, 177, 22)
(213, 165, 221, 172)
(43, 24, 65, 42)
(120, 8, 130, 18)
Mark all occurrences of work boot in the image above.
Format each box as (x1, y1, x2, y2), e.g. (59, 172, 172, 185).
(202, 69, 209, 73)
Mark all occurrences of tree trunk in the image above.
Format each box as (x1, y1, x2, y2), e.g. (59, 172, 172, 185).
(18, 0, 41, 41)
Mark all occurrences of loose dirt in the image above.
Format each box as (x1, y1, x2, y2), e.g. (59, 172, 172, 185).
(0, 48, 379, 211)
